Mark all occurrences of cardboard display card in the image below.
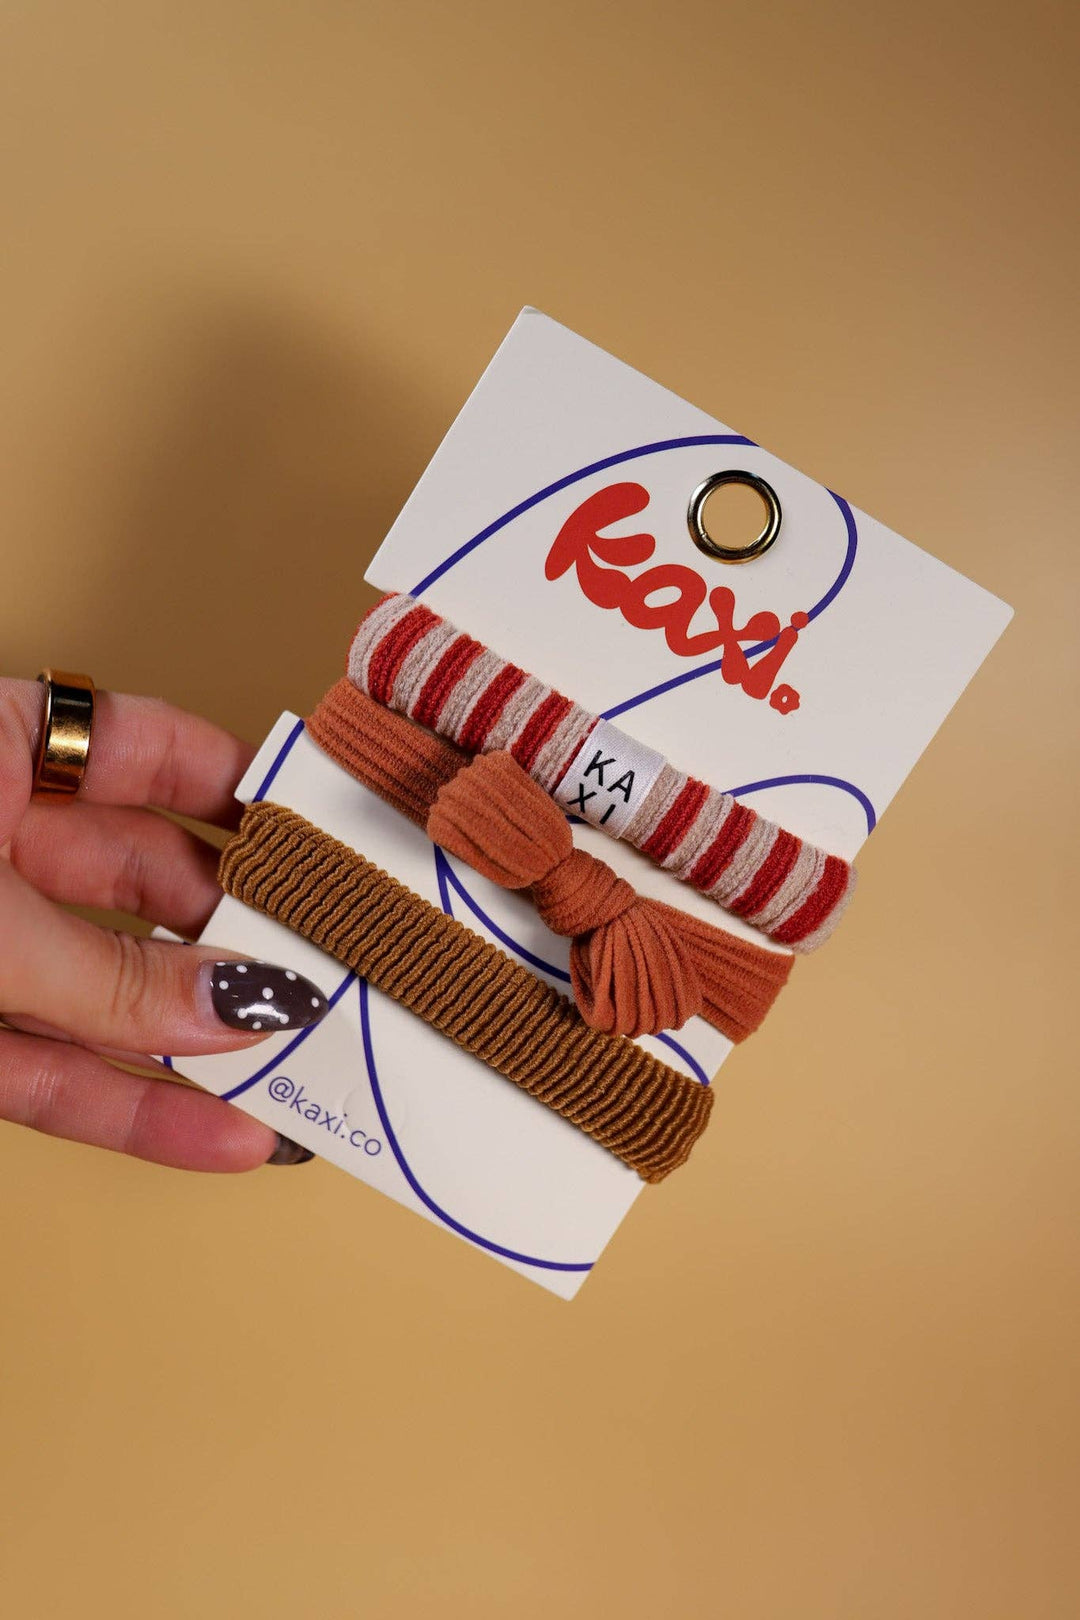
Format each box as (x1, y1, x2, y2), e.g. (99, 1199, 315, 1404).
(163, 310, 1012, 1297)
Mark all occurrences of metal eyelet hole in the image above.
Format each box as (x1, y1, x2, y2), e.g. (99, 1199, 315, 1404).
(687, 470, 782, 564)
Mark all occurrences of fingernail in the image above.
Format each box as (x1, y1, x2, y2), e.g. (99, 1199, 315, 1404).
(206, 961, 329, 1033)
(267, 1135, 316, 1166)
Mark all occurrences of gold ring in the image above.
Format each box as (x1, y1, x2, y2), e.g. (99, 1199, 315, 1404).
(687, 470, 783, 564)
(33, 670, 96, 800)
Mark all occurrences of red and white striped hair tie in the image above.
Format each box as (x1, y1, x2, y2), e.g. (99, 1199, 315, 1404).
(348, 593, 855, 950)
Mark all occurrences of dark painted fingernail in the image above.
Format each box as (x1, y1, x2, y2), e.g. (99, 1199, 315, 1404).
(267, 1135, 316, 1166)
(206, 961, 329, 1033)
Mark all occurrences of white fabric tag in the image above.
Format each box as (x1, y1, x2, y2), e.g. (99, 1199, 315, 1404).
(558, 721, 664, 836)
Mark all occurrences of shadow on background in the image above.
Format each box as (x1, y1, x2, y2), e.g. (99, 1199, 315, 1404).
(5, 276, 447, 746)
(3, 276, 454, 939)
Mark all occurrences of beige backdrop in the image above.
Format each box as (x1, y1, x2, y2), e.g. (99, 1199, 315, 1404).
(1, 3, 1077, 1617)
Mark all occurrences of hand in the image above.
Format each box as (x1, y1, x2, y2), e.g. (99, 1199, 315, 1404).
(0, 679, 328, 1171)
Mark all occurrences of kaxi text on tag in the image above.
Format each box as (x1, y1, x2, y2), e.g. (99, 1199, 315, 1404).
(545, 481, 806, 714)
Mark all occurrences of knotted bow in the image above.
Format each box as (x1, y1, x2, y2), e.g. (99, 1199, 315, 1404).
(306, 677, 792, 1041)
(427, 751, 791, 1040)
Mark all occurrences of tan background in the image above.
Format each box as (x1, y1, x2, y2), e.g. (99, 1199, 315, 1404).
(1, 3, 1077, 1616)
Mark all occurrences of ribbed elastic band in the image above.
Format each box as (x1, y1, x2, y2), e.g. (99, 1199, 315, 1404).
(307, 677, 792, 1042)
(346, 593, 855, 950)
(218, 802, 714, 1182)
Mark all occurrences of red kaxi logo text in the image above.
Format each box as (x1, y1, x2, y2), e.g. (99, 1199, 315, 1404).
(544, 482, 805, 714)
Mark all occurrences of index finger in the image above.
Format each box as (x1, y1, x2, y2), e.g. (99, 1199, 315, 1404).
(0, 679, 256, 841)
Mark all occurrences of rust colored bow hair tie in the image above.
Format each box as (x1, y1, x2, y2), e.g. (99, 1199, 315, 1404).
(307, 679, 792, 1042)
(345, 593, 855, 951)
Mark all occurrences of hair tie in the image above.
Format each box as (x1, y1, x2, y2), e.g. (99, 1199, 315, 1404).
(347, 593, 854, 950)
(307, 678, 791, 1042)
(218, 801, 713, 1182)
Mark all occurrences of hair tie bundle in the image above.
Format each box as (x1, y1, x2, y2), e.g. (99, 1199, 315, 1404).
(308, 678, 791, 1042)
(218, 801, 713, 1182)
(347, 592, 854, 950)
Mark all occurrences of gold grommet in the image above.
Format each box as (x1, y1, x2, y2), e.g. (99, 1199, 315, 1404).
(687, 470, 783, 564)
(33, 669, 96, 799)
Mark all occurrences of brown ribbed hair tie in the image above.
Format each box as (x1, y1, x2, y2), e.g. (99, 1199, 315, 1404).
(307, 677, 792, 1042)
(218, 801, 713, 1182)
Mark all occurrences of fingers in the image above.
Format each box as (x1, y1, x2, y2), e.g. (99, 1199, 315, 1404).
(0, 860, 329, 1056)
(9, 800, 222, 937)
(0, 1027, 279, 1171)
(1, 1011, 183, 1075)
(0, 678, 256, 844)
(84, 690, 256, 825)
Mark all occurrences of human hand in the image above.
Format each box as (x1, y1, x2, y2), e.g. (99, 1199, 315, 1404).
(0, 679, 328, 1171)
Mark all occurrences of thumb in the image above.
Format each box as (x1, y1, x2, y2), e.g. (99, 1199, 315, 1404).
(0, 861, 328, 1056)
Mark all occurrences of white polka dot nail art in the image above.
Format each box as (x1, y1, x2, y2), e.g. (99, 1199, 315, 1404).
(208, 962, 329, 1034)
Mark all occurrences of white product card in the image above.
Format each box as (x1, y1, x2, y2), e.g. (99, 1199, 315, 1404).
(164, 309, 1012, 1298)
